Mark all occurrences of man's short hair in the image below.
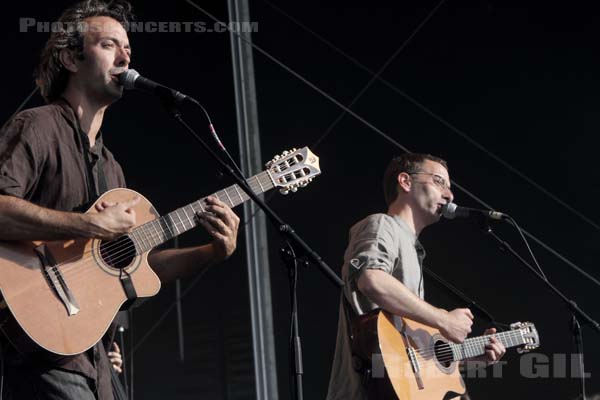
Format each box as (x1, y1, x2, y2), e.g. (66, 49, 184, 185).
(383, 153, 449, 206)
(34, 0, 135, 103)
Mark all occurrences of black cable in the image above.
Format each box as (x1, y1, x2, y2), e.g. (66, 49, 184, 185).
(2, 87, 39, 129)
(188, 101, 248, 184)
(506, 216, 548, 282)
(183, 0, 410, 154)
(263, 0, 448, 150)
(423, 266, 511, 331)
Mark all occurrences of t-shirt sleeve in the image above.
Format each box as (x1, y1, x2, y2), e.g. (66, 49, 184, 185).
(344, 214, 399, 287)
(0, 115, 44, 199)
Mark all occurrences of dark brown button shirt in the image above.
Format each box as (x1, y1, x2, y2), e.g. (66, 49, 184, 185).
(0, 99, 125, 210)
(0, 99, 127, 400)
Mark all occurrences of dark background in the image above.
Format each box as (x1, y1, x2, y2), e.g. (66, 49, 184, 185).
(1, 0, 599, 399)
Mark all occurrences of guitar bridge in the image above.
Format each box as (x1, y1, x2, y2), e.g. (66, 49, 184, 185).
(407, 346, 425, 390)
(35, 244, 80, 316)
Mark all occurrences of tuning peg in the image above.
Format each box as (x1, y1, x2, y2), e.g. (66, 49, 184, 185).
(279, 188, 290, 195)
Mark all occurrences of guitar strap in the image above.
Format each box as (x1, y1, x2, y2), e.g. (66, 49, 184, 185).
(78, 127, 138, 307)
(119, 268, 138, 309)
(80, 132, 108, 204)
(342, 296, 371, 385)
(96, 155, 108, 197)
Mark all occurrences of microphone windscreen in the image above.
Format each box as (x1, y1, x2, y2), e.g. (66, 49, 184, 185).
(441, 202, 458, 219)
(118, 69, 140, 89)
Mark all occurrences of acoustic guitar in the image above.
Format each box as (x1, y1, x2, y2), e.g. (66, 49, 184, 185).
(0, 147, 320, 355)
(352, 310, 539, 399)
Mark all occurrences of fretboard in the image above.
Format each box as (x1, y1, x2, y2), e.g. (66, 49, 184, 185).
(449, 329, 527, 361)
(128, 170, 275, 253)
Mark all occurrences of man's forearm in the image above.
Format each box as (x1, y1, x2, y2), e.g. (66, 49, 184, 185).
(358, 269, 447, 329)
(0, 195, 96, 241)
(148, 244, 222, 283)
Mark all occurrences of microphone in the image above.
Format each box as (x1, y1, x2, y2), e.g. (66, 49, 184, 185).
(441, 202, 507, 220)
(118, 69, 198, 104)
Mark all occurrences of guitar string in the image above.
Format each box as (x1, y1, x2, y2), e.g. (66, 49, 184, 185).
(50, 182, 256, 281)
(374, 327, 532, 369)
(57, 171, 272, 272)
(77, 175, 268, 266)
(412, 333, 508, 358)
(408, 330, 525, 360)
(401, 326, 521, 359)
(412, 331, 520, 359)
(37, 194, 249, 292)
(410, 331, 522, 360)
(49, 198, 211, 278)
(58, 208, 216, 284)
(46, 173, 283, 290)
(388, 346, 466, 369)
(53, 215, 198, 285)
(62, 176, 270, 270)
(43, 176, 272, 285)
(48, 164, 296, 281)
(47, 166, 287, 286)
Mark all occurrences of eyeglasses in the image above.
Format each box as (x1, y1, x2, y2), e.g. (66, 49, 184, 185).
(408, 171, 452, 193)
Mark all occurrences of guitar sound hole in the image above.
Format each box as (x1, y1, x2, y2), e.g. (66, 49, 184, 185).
(99, 236, 136, 270)
(434, 340, 453, 368)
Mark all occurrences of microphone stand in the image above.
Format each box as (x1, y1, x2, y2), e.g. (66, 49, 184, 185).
(483, 222, 599, 400)
(158, 95, 344, 400)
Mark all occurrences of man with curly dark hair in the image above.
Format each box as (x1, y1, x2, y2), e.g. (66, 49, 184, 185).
(0, 1, 240, 398)
(35, 0, 135, 104)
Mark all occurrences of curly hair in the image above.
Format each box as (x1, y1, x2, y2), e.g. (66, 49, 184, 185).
(383, 153, 449, 206)
(34, 0, 135, 103)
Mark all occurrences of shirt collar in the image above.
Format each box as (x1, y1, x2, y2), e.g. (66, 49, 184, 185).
(53, 97, 104, 152)
(54, 97, 79, 128)
(389, 214, 418, 244)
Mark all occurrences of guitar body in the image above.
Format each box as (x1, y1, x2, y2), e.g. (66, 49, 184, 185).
(353, 310, 465, 400)
(0, 147, 322, 356)
(0, 188, 161, 355)
(353, 308, 539, 400)
(379, 312, 465, 399)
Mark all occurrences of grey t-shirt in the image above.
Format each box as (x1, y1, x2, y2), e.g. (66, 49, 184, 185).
(326, 213, 425, 400)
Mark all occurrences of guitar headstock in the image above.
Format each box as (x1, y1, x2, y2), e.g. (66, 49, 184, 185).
(266, 147, 321, 194)
(510, 322, 540, 353)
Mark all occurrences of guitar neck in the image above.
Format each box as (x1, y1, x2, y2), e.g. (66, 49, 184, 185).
(449, 329, 527, 361)
(129, 171, 275, 253)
